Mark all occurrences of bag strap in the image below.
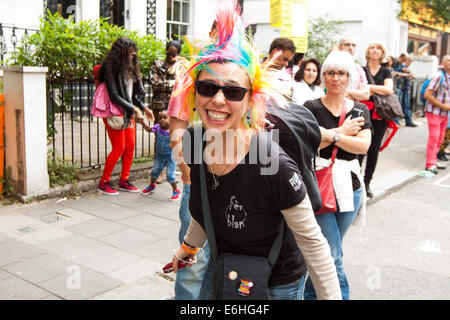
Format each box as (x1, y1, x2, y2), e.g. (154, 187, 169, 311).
(364, 65, 376, 85)
(199, 160, 219, 262)
(199, 129, 284, 266)
(259, 130, 285, 267)
(330, 102, 347, 163)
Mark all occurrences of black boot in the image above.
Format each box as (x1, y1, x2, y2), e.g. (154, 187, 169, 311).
(437, 151, 448, 162)
(365, 182, 374, 198)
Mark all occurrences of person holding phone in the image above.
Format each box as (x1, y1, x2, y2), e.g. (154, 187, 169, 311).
(303, 50, 372, 300)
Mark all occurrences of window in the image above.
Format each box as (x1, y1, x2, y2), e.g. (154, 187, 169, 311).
(100, 0, 125, 27)
(166, 0, 190, 40)
(45, 0, 76, 19)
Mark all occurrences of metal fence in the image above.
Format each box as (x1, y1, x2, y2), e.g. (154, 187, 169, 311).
(0, 24, 39, 65)
(47, 79, 155, 169)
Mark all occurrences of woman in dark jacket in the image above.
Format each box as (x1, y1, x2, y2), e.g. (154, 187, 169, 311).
(97, 37, 154, 195)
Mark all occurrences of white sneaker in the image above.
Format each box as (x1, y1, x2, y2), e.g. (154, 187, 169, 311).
(436, 162, 447, 170)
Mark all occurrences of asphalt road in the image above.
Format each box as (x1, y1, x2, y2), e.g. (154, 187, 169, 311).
(344, 167, 450, 300)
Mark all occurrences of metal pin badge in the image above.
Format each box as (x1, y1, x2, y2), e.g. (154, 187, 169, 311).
(237, 278, 253, 296)
(228, 271, 238, 280)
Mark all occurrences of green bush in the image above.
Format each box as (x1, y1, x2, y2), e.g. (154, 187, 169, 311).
(306, 15, 343, 64)
(11, 11, 167, 80)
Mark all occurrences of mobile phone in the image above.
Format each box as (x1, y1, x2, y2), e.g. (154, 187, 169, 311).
(351, 107, 364, 119)
(162, 261, 188, 273)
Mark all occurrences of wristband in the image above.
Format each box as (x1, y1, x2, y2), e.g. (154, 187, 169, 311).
(182, 242, 199, 255)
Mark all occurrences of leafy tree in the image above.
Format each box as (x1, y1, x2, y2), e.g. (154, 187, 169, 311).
(306, 15, 343, 64)
(399, 0, 449, 28)
(11, 11, 166, 80)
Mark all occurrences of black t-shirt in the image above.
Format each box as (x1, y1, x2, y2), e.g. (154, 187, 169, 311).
(303, 98, 372, 190)
(185, 130, 308, 286)
(363, 66, 392, 102)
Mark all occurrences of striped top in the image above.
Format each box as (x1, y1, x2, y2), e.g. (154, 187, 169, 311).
(425, 70, 449, 117)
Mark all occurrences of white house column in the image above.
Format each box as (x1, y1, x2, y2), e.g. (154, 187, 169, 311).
(126, 0, 147, 35)
(77, 0, 100, 22)
(1, 66, 49, 199)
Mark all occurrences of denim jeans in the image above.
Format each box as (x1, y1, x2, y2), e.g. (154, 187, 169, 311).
(151, 153, 176, 183)
(401, 89, 413, 125)
(198, 257, 307, 300)
(304, 188, 363, 300)
(175, 183, 210, 300)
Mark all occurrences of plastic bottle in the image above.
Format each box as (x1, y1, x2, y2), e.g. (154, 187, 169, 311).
(418, 170, 435, 178)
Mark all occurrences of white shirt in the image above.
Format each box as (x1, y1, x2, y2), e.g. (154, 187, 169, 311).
(292, 80, 325, 105)
(350, 64, 368, 90)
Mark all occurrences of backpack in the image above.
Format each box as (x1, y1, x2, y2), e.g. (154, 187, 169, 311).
(420, 70, 445, 105)
(265, 100, 322, 212)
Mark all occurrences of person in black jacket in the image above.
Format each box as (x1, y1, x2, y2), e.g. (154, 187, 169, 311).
(97, 37, 154, 195)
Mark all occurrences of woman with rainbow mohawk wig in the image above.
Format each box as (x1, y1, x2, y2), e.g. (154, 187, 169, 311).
(170, 0, 341, 300)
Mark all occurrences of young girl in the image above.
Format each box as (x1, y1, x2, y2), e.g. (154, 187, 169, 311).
(141, 110, 181, 201)
(168, 0, 341, 300)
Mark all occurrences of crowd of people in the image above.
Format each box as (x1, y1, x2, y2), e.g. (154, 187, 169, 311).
(90, 0, 449, 301)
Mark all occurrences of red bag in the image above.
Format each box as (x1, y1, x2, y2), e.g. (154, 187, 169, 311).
(315, 164, 336, 214)
(314, 103, 346, 215)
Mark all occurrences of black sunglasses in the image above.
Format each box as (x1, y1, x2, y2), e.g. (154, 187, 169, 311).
(195, 80, 249, 102)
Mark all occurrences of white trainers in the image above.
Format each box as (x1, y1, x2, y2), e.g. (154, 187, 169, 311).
(436, 162, 447, 170)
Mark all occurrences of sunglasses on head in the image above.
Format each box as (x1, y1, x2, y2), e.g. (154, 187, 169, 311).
(195, 80, 249, 102)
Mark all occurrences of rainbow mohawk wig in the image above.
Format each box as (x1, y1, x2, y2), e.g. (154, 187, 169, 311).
(175, 0, 287, 130)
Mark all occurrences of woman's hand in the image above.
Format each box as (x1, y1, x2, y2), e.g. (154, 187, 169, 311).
(144, 107, 155, 122)
(172, 247, 197, 273)
(336, 116, 365, 137)
(134, 108, 145, 123)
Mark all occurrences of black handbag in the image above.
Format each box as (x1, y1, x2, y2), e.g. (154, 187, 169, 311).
(364, 65, 404, 121)
(199, 154, 284, 300)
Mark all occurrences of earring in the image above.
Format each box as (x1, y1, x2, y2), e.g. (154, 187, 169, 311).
(246, 109, 252, 127)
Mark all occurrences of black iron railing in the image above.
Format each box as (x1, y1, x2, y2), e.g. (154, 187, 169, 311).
(0, 24, 39, 65)
(47, 79, 155, 169)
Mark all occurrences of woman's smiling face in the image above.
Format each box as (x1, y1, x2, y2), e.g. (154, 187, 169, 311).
(303, 62, 318, 85)
(195, 62, 252, 133)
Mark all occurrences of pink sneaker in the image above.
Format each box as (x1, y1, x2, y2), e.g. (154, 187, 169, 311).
(118, 179, 140, 193)
(98, 181, 119, 196)
(170, 188, 181, 201)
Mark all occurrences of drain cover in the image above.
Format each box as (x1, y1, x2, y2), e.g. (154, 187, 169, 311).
(17, 226, 37, 234)
(40, 213, 65, 224)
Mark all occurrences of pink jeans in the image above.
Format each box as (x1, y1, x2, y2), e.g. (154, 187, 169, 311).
(426, 112, 449, 168)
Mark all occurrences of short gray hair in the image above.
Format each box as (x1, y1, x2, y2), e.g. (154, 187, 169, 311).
(339, 36, 356, 46)
(320, 50, 355, 89)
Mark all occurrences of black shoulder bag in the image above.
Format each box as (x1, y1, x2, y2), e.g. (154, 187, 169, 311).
(364, 65, 404, 121)
(199, 132, 284, 300)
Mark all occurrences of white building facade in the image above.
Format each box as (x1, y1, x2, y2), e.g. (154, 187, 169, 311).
(0, 0, 412, 64)
(243, 0, 409, 63)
